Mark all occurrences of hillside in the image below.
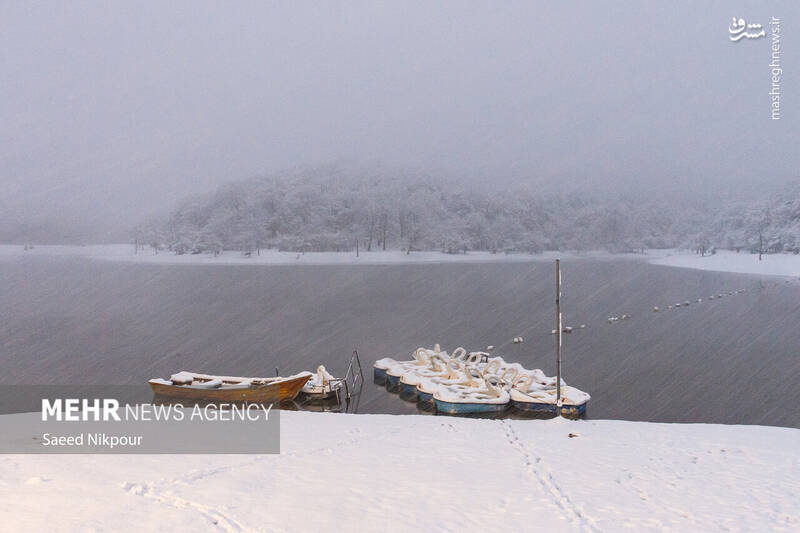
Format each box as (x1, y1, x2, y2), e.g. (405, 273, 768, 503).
(136, 169, 800, 256)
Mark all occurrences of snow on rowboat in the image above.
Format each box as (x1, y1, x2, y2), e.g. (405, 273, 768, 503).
(148, 371, 311, 403)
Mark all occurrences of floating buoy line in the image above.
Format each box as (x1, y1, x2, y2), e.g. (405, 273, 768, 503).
(603, 278, 794, 328)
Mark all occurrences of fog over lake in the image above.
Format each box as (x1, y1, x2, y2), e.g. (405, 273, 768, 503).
(2, 2, 798, 242)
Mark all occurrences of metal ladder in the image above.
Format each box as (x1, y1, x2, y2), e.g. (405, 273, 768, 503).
(339, 349, 364, 402)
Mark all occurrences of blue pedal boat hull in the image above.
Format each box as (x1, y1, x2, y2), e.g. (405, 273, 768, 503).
(399, 381, 419, 399)
(512, 400, 587, 416)
(373, 366, 388, 383)
(385, 372, 402, 389)
(434, 398, 509, 415)
(416, 388, 434, 403)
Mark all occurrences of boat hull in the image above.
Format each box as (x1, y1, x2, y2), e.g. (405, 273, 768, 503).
(416, 388, 434, 403)
(385, 372, 402, 389)
(399, 381, 419, 399)
(434, 398, 508, 415)
(373, 367, 387, 384)
(302, 388, 340, 401)
(512, 399, 587, 416)
(149, 374, 310, 404)
(559, 403, 587, 417)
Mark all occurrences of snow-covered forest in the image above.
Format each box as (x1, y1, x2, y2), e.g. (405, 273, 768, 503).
(136, 169, 800, 256)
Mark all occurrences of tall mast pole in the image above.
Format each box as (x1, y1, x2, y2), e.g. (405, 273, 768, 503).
(555, 259, 562, 416)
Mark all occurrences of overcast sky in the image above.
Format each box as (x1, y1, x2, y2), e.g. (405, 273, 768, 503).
(1, 1, 797, 241)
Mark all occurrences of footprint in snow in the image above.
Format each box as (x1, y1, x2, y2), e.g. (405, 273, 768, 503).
(121, 482, 147, 495)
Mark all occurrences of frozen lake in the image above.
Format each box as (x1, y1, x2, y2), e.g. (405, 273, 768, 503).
(1, 254, 798, 427)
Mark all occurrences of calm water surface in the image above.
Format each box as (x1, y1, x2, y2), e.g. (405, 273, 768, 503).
(1, 255, 798, 427)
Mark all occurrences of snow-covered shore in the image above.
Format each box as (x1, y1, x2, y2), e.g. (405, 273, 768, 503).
(4, 244, 800, 278)
(0, 244, 611, 266)
(2, 411, 798, 532)
(650, 250, 800, 277)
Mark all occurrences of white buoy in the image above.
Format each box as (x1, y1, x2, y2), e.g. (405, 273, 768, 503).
(653, 306, 660, 312)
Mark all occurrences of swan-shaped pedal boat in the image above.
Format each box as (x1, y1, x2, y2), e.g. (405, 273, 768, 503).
(404, 348, 481, 400)
(415, 357, 469, 402)
(398, 354, 452, 399)
(301, 365, 343, 400)
(383, 345, 443, 389)
(374, 343, 591, 418)
(510, 373, 590, 416)
(433, 375, 510, 415)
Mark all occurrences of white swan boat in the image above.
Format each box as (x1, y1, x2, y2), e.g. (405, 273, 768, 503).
(398, 354, 451, 400)
(433, 375, 510, 415)
(510, 373, 590, 416)
(375, 336, 589, 417)
(415, 358, 467, 402)
(376, 346, 439, 388)
(301, 365, 344, 400)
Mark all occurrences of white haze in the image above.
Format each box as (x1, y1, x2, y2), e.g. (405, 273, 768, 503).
(0, 0, 797, 242)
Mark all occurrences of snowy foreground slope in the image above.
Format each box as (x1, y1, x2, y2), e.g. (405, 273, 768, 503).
(1, 412, 798, 532)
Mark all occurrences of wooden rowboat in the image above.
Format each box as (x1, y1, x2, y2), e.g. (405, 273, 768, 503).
(148, 371, 312, 403)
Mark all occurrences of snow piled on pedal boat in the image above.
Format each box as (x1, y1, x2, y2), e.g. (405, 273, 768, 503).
(301, 365, 344, 399)
(372, 344, 590, 415)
